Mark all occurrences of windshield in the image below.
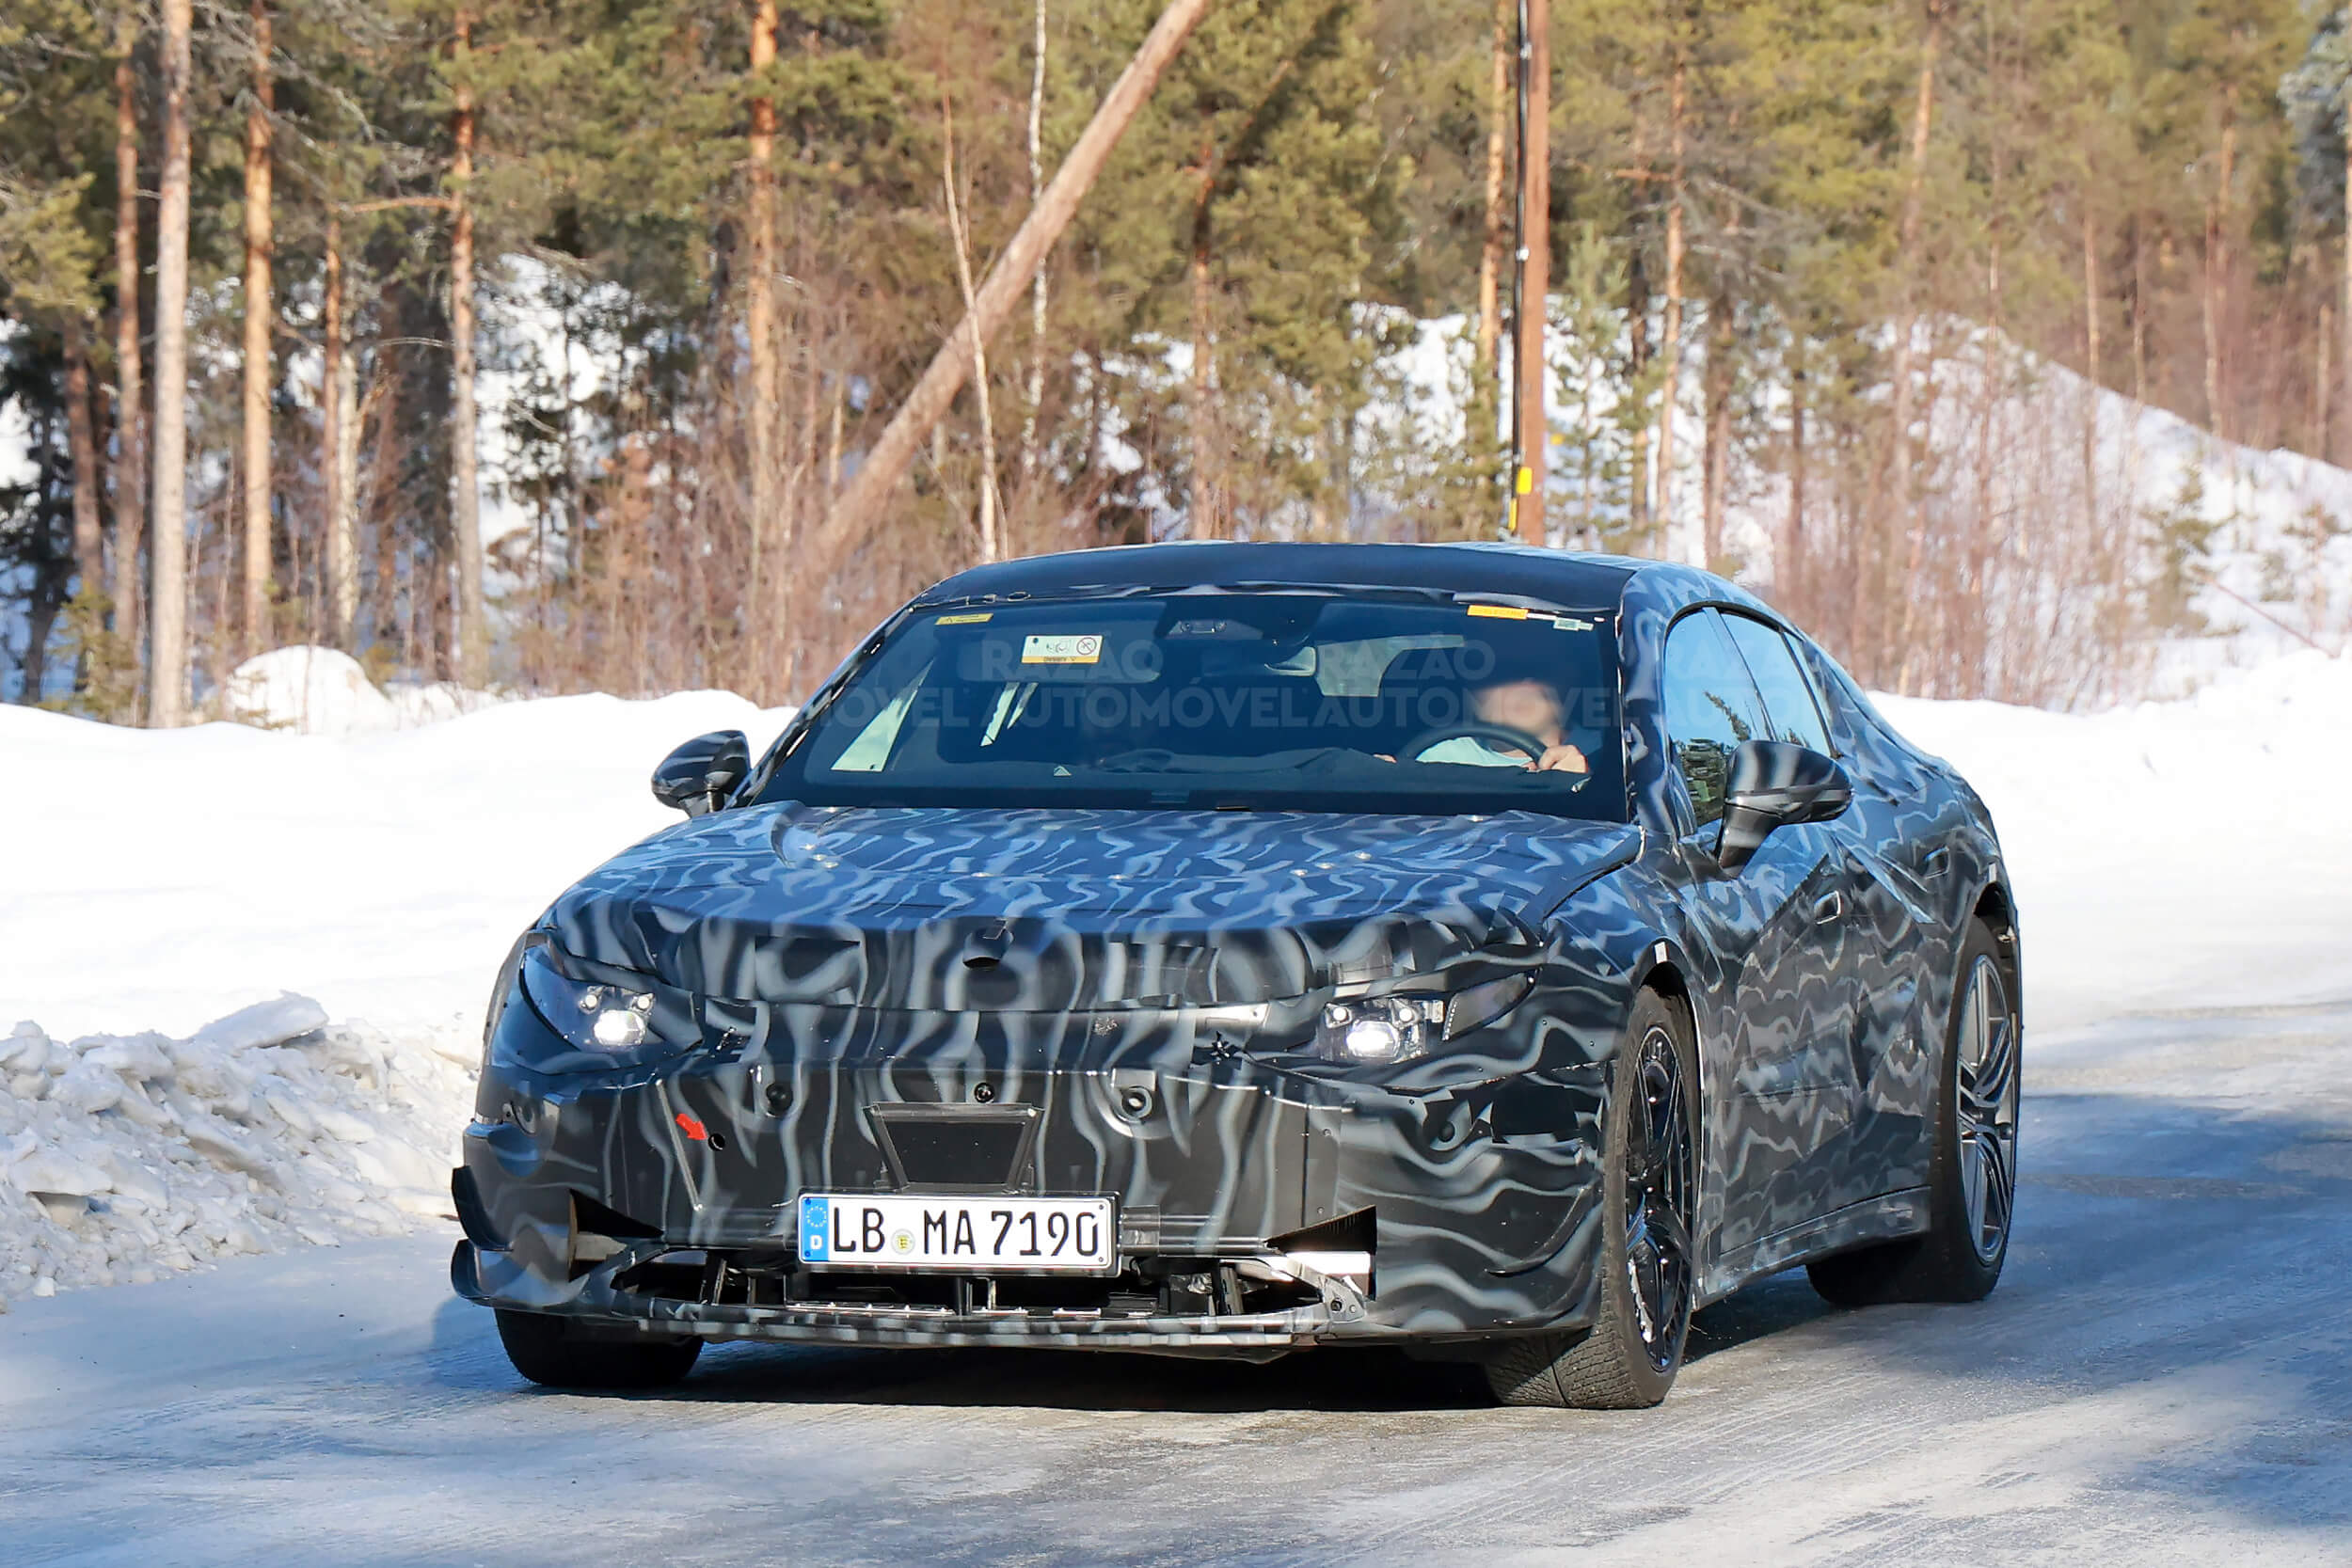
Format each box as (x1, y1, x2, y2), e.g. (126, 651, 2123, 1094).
(758, 590, 1626, 819)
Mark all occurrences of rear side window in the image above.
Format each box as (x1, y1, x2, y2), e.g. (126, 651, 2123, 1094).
(1660, 609, 1769, 829)
(1720, 612, 1833, 754)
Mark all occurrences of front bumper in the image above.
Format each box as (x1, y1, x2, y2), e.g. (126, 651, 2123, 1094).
(457, 988, 1618, 1350)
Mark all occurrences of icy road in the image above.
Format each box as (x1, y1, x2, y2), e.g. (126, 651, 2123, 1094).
(7, 999, 2349, 1566)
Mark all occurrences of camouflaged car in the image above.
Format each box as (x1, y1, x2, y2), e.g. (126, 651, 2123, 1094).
(452, 542, 2023, 1408)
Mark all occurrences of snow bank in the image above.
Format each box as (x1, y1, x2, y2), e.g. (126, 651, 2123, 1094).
(0, 688, 798, 1042)
(215, 646, 508, 736)
(0, 996, 474, 1311)
(1881, 648, 2352, 1029)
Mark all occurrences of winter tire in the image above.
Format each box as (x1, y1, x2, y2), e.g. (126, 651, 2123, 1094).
(1485, 988, 1699, 1409)
(1808, 918, 2020, 1307)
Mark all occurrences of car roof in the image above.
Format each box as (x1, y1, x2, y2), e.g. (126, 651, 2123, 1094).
(921, 540, 1655, 610)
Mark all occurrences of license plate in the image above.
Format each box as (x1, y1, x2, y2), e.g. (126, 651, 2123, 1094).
(797, 1194, 1115, 1274)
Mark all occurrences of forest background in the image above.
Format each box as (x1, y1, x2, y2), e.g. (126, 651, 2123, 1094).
(3, 0, 2348, 721)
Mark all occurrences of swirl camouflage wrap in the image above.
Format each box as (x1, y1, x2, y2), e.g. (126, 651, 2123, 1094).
(452, 542, 2020, 1401)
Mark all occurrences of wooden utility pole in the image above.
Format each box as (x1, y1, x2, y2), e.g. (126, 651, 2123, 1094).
(149, 0, 194, 726)
(1511, 0, 1549, 545)
(240, 0, 275, 657)
(450, 10, 487, 687)
(111, 12, 146, 658)
(816, 0, 1216, 569)
(746, 0, 780, 675)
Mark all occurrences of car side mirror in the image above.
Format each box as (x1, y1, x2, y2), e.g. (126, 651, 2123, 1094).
(651, 730, 750, 817)
(1717, 739, 1851, 871)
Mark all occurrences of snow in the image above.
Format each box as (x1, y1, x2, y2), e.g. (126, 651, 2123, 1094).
(0, 1001, 472, 1308)
(213, 646, 507, 736)
(4, 650, 2350, 1309)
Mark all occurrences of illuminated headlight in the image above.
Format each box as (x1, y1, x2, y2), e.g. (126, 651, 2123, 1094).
(1313, 974, 1534, 1066)
(502, 946, 683, 1071)
(1318, 997, 1441, 1065)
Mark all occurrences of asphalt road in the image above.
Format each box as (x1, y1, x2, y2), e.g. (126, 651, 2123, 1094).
(6, 1000, 2350, 1566)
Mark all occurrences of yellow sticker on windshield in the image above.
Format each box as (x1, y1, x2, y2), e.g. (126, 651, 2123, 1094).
(1022, 633, 1104, 665)
(1467, 604, 1530, 620)
(937, 611, 993, 625)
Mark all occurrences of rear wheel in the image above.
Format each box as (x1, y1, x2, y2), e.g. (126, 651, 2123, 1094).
(494, 1308, 704, 1390)
(1808, 920, 2020, 1307)
(1485, 989, 1698, 1409)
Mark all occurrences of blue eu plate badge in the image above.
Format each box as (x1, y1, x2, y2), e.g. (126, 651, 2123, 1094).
(799, 1194, 830, 1262)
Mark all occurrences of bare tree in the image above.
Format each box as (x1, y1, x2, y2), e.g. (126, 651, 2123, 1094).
(450, 9, 486, 687)
(745, 0, 781, 675)
(64, 317, 103, 594)
(817, 0, 1217, 569)
(148, 0, 194, 726)
(112, 10, 146, 672)
(1475, 0, 1507, 378)
(941, 93, 999, 562)
(1017, 0, 1048, 492)
(240, 0, 275, 657)
(323, 214, 353, 644)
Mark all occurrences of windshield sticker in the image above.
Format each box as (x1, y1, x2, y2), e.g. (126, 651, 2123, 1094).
(1466, 604, 1530, 620)
(937, 611, 993, 626)
(1023, 633, 1104, 665)
(1547, 615, 1594, 631)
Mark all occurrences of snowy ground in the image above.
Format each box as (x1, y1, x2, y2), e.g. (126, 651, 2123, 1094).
(4, 997, 2347, 1563)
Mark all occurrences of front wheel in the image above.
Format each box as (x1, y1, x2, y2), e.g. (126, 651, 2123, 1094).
(1809, 919, 2020, 1307)
(1485, 988, 1699, 1409)
(494, 1308, 704, 1390)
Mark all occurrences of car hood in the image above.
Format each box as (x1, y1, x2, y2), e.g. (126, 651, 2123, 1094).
(546, 804, 1640, 1008)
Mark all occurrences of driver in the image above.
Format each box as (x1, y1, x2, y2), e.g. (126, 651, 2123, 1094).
(1419, 677, 1591, 773)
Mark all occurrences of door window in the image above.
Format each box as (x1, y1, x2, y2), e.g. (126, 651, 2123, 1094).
(1660, 610, 1769, 828)
(1721, 613, 1834, 754)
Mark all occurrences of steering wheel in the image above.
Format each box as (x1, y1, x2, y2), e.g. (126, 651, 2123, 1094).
(1401, 721, 1550, 764)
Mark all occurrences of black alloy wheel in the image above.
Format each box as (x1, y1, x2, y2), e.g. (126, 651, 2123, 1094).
(1486, 988, 1699, 1408)
(1808, 918, 2021, 1307)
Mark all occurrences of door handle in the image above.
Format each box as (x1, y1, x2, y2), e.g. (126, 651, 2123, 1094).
(1810, 891, 1844, 923)
(1922, 847, 1951, 879)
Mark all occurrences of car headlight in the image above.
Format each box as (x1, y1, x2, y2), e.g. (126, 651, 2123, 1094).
(496, 944, 692, 1073)
(1311, 974, 1534, 1066)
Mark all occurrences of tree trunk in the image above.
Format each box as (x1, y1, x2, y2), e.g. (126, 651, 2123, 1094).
(1627, 247, 1650, 539)
(2341, 123, 2350, 464)
(1788, 343, 1806, 612)
(746, 0, 780, 679)
(449, 11, 487, 688)
(1474, 0, 1508, 378)
(1700, 290, 1731, 569)
(1512, 0, 1550, 546)
(1189, 146, 1222, 541)
(942, 94, 1000, 563)
(111, 12, 146, 664)
(1658, 51, 1686, 558)
(816, 0, 1216, 568)
(148, 0, 194, 727)
(2081, 192, 2099, 527)
(323, 214, 354, 645)
(2317, 302, 2332, 466)
(1872, 0, 1943, 661)
(2131, 217, 2148, 405)
(1018, 0, 1049, 489)
(64, 318, 104, 596)
(241, 0, 275, 658)
(2201, 96, 2234, 442)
